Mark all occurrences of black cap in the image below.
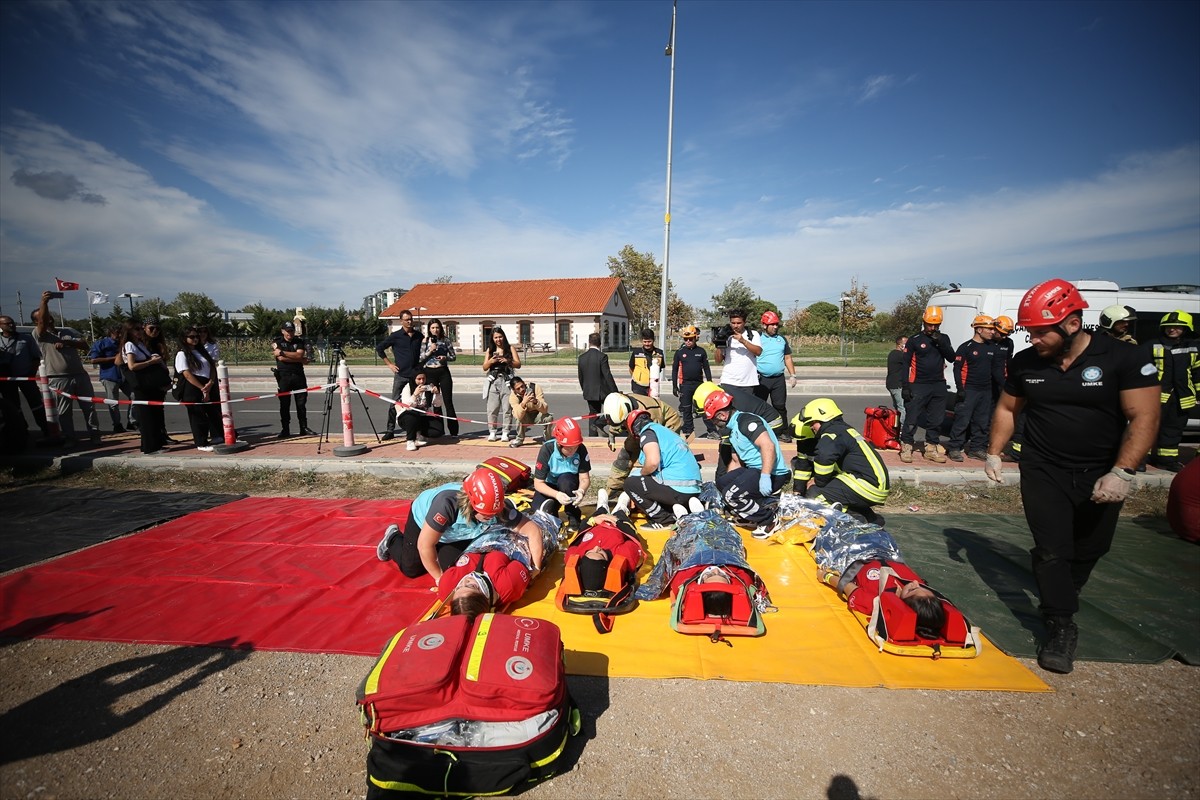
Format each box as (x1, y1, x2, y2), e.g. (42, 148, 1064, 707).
(144, 318, 161, 327)
(282, 321, 295, 331)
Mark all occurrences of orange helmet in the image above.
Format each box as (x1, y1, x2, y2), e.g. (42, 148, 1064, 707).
(462, 467, 504, 517)
(972, 314, 995, 329)
(922, 306, 943, 325)
(703, 390, 735, 420)
(761, 310, 781, 326)
(553, 417, 583, 448)
(680, 325, 699, 339)
(1017, 279, 1088, 327)
(993, 315, 1015, 335)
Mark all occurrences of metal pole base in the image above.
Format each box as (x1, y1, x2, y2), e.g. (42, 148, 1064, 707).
(334, 443, 369, 457)
(213, 440, 252, 454)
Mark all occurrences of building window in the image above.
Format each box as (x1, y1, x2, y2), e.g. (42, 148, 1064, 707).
(603, 320, 610, 348)
(557, 320, 570, 346)
(519, 321, 532, 346)
(445, 321, 458, 343)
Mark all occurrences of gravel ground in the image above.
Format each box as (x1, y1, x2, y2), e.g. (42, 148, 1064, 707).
(1, 638, 1197, 800)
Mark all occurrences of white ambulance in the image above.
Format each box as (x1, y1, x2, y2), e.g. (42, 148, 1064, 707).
(927, 280, 1200, 388)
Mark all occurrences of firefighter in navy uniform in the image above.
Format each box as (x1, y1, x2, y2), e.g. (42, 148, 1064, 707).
(986, 279, 1159, 675)
(272, 321, 315, 438)
(789, 415, 817, 492)
(899, 306, 956, 464)
(1146, 310, 1199, 472)
(1097, 305, 1139, 345)
(946, 315, 1005, 462)
(799, 398, 890, 524)
(671, 325, 716, 439)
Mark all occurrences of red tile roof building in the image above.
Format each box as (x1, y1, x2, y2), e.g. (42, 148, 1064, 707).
(381, 277, 633, 352)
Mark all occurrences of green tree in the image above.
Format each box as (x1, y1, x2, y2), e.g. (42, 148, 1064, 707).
(796, 301, 840, 336)
(606, 244, 683, 332)
(169, 292, 225, 335)
(710, 278, 756, 318)
(667, 296, 694, 334)
(433, 275, 453, 284)
(242, 302, 287, 337)
(841, 278, 875, 336)
(885, 282, 947, 339)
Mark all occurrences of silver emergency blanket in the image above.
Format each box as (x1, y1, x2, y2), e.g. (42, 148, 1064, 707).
(634, 509, 752, 600)
(383, 708, 560, 748)
(784, 495, 905, 575)
(698, 480, 724, 510)
(461, 509, 561, 569)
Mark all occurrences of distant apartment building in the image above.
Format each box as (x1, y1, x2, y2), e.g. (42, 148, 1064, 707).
(363, 288, 408, 318)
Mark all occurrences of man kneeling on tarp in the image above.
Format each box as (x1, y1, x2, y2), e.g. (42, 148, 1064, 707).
(437, 511, 563, 621)
(633, 509, 773, 639)
(808, 501, 979, 657)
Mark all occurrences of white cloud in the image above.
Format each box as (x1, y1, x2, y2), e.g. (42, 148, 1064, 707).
(859, 74, 896, 103)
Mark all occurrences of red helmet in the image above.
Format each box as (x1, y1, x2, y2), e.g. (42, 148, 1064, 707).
(761, 310, 781, 326)
(1017, 279, 1088, 327)
(462, 467, 504, 517)
(625, 408, 650, 434)
(703, 390, 735, 420)
(553, 417, 583, 448)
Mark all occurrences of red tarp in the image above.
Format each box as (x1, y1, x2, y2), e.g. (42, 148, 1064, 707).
(0, 497, 437, 655)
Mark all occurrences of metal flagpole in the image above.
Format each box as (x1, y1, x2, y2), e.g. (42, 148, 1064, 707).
(657, 0, 677, 353)
(86, 288, 95, 341)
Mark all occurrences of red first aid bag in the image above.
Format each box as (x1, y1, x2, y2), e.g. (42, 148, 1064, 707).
(863, 406, 900, 451)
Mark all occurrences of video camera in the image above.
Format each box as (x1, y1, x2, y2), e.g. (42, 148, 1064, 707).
(711, 324, 734, 348)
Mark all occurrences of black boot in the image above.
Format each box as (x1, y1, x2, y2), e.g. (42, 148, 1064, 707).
(1038, 616, 1078, 674)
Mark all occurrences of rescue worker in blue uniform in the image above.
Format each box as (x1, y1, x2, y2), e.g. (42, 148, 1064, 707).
(899, 306, 955, 463)
(946, 315, 1005, 461)
(799, 398, 890, 524)
(704, 391, 790, 531)
(376, 467, 542, 585)
(986, 279, 1159, 675)
(530, 417, 591, 529)
(671, 325, 716, 439)
(1146, 310, 1198, 472)
(622, 408, 703, 529)
(754, 311, 796, 442)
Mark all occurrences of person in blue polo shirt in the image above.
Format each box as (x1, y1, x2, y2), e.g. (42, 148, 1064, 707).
(704, 390, 789, 532)
(754, 311, 796, 442)
(622, 408, 703, 529)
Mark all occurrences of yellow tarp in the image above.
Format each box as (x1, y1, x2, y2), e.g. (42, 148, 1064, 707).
(511, 525, 1049, 692)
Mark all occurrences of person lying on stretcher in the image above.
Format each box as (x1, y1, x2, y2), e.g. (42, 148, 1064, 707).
(556, 511, 647, 629)
(439, 511, 563, 621)
(818, 560, 946, 640)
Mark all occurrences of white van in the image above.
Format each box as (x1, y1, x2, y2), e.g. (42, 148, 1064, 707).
(928, 280, 1200, 379)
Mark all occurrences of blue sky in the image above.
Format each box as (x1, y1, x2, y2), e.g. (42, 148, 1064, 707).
(1, 0, 1197, 321)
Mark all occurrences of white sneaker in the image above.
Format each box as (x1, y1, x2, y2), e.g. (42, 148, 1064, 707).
(751, 525, 772, 539)
(595, 489, 610, 515)
(672, 503, 688, 521)
(500, 432, 511, 442)
(688, 497, 705, 514)
(197, 446, 215, 453)
(406, 441, 418, 451)
(487, 430, 499, 442)
(613, 492, 631, 516)
(415, 438, 428, 446)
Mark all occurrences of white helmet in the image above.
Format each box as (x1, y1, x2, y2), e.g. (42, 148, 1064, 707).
(602, 392, 632, 425)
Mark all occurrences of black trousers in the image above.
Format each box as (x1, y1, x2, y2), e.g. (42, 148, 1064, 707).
(135, 388, 167, 453)
(715, 468, 788, 525)
(425, 367, 458, 435)
(585, 399, 605, 436)
(901, 382, 947, 446)
(678, 381, 715, 435)
(0, 379, 47, 432)
(182, 382, 223, 447)
(1019, 459, 1121, 619)
(383, 372, 409, 433)
(392, 512, 472, 579)
(276, 370, 309, 430)
(947, 388, 993, 451)
(1153, 396, 1189, 459)
(623, 474, 693, 524)
(532, 472, 582, 521)
(755, 373, 788, 427)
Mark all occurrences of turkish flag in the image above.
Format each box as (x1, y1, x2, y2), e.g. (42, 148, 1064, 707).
(55, 278, 80, 291)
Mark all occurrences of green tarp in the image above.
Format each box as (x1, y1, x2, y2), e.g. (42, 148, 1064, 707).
(885, 514, 1200, 665)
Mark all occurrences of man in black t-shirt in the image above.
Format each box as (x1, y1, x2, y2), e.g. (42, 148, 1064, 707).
(272, 321, 314, 438)
(986, 279, 1159, 675)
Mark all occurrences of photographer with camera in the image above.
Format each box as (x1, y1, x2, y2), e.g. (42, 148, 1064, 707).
(34, 290, 100, 444)
(376, 310, 424, 441)
(482, 326, 521, 441)
(397, 370, 443, 451)
(508, 376, 551, 447)
(713, 309, 763, 415)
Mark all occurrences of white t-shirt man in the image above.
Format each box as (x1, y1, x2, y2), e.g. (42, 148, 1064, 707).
(720, 328, 760, 387)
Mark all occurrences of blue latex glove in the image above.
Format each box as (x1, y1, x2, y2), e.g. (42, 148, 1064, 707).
(758, 473, 772, 496)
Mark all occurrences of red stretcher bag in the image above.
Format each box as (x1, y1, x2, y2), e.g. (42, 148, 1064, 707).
(863, 406, 900, 451)
(357, 613, 579, 798)
(477, 455, 533, 492)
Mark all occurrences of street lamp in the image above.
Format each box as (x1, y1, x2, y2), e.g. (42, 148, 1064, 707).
(118, 292, 143, 317)
(548, 295, 559, 351)
(839, 296, 852, 366)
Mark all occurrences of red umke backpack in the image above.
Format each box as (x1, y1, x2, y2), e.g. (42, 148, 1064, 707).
(863, 407, 900, 451)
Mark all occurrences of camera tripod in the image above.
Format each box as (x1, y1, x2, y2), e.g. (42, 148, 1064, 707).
(316, 344, 380, 453)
